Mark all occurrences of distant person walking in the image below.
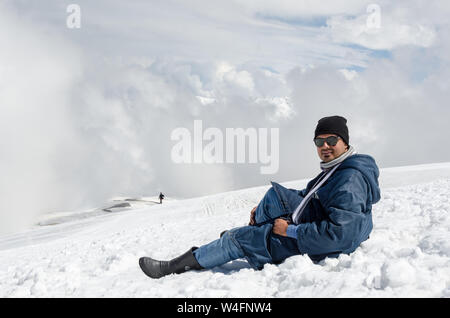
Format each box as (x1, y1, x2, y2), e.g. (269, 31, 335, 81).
(159, 192, 165, 204)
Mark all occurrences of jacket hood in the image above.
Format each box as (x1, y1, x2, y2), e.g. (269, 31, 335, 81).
(339, 154, 381, 203)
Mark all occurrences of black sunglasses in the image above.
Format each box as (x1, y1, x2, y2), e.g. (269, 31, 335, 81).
(314, 136, 340, 147)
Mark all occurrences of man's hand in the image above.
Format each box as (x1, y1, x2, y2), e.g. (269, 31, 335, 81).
(272, 218, 289, 236)
(249, 206, 258, 225)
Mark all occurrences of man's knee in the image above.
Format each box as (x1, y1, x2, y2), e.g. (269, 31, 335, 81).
(254, 187, 283, 224)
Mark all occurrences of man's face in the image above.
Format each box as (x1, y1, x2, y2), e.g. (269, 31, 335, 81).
(315, 133, 348, 162)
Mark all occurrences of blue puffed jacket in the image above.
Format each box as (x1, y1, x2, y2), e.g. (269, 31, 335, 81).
(271, 153, 381, 262)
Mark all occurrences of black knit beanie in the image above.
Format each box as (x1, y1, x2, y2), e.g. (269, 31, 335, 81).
(314, 115, 349, 146)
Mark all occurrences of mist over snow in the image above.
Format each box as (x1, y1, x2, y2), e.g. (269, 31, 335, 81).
(1, 0, 450, 237)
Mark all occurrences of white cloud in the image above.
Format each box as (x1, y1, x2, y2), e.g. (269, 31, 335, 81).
(327, 14, 436, 50)
(255, 96, 295, 121)
(0, 4, 84, 234)
(215, 61, 255, 93)
(232, 0, 366, 17)
(196, 95, 216, 106)
(339, 69, 358, 80)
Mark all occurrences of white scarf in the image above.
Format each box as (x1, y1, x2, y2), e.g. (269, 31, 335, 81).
(320, 145, 356, 171)
(291, 145, 356, 224)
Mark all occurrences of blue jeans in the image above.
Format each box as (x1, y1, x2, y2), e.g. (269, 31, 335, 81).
(193, 187, 298, 269)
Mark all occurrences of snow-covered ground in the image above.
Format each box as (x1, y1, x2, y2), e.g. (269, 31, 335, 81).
(1, 162, 450, 297)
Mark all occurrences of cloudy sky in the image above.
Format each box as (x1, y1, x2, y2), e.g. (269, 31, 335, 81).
(1, 0, 449, 234)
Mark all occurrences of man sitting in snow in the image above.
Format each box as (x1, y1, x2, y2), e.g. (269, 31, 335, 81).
(139, 115, 381, 278)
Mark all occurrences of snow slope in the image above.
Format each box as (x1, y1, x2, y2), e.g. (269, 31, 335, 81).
(0, 162, 449, 297)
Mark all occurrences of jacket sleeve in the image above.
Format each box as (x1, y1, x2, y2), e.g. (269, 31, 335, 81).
(289, 171, 369, 255)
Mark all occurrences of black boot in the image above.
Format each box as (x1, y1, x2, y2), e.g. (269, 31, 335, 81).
(139, 247, 203, 279)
